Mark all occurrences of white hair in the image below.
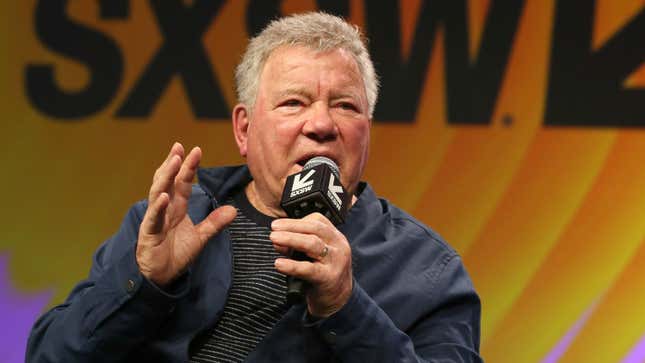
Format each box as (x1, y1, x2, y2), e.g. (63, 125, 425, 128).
(235, 12, 379, 117)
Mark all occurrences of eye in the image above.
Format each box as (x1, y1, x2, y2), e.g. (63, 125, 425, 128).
(280, 99, 303, 108)
(337, 102, 359, 112)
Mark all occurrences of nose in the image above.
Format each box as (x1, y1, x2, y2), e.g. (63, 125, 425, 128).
(302, 102, 338, 142)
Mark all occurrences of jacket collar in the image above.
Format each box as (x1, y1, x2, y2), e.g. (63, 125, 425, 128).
(338, 181, 383, 234)
(197, 165, 252, 202)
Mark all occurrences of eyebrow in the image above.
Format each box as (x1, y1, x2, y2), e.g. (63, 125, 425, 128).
(330, 91, 362, 101)
(274, 87, 313, 102)
(275, 88, 362, 101)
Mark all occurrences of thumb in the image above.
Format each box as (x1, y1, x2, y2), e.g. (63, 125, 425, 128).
(197, 205, 237, 242)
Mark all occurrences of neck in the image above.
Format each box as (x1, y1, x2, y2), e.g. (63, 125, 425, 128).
(244, 181, 286, 218)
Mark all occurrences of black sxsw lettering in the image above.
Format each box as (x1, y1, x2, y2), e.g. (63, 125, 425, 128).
(24, 0, 127, 119)
(116, 0, 228, 119)
(367, 0, 525, 123)
(545, 1, 645, 126)
(245, 0, 281, 37)
(245, 0, 349, 38)
(26, 0, 643, 127)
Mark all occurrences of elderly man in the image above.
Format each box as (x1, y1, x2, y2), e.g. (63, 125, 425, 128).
(27, 12, 482, 362)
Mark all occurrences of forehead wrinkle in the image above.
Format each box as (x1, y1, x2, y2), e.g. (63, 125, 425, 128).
(262, 47, 367, 105)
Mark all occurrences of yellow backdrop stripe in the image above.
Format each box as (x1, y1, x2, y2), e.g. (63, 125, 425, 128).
(483, 131, 645, 362)
(561, 237, 645, 362)
(466, 129, 616, 341)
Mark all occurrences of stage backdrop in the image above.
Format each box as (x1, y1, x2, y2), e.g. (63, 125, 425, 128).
(2, 1, 644, 362)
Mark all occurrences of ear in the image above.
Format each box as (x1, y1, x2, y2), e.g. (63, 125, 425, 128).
(232, 104, 250, 157)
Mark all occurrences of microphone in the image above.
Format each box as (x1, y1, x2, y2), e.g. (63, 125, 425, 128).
(280, 156, 351, 304)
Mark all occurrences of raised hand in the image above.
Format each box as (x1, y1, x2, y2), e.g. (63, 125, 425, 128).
(136, 143, 237, 287)
(270, 213, 353, 318)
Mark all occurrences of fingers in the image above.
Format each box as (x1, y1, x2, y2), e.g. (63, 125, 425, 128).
(197, 205, 238, 243)
(147, 144, 203, 224)
(271, 213, 345, 262)
(275, 257, 325, 284)
(273, 244, 290, 256)
(149, 142, 185, 203)
(176, 146, 202, 187)
(140, 192, 170, 236)
(271, 213, 349, 281)
(172, 146, 202, 212)
(271, 213, 338, 246)
(270, 230, 328, 261)
(166, 141, 185, 161)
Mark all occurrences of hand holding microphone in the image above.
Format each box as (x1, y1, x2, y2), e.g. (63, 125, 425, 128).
(270, 157, 354, 317)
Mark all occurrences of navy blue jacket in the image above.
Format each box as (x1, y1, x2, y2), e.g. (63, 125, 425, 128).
(27, 165, 482, 362)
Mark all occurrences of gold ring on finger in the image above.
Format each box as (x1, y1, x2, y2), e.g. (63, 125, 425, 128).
(320, 245, 329, 258)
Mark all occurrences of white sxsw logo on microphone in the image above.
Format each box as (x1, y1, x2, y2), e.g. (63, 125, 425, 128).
(289, 169, 315, 197)
(327, 173, 343, 211)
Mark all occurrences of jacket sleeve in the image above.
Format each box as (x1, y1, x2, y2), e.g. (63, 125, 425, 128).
(26, 201, 190, 363)
(306, 255, 483, 363)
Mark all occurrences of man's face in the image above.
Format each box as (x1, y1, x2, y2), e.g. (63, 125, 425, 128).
(233, 45, 371, 216)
